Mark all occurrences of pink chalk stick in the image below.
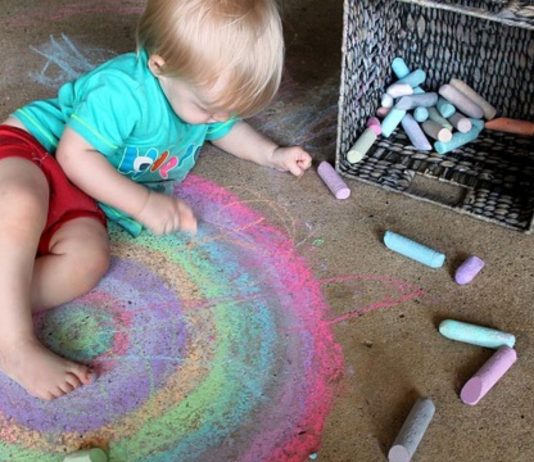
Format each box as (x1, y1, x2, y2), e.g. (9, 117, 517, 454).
(455, 255, 485, 284)
(367, 117, 382, 136)
(377, 107, 391, 118)
(460, 346, 517, 406)
(317, 161, 351, 199)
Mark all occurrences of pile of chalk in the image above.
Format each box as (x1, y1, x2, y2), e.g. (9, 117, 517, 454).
(388, 320, 518, 462)
(319, 57, 533, 201)
(348, 57, 496, 163)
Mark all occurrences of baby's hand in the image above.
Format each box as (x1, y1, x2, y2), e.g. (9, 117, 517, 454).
(271, 146, 312, 177)
(135, 190, 197, 235)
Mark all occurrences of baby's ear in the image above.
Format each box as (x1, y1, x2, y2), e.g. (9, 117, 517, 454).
(148, 54, 166, 76)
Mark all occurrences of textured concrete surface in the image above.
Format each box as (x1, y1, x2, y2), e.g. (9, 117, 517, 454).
(1, 1, 533, 461)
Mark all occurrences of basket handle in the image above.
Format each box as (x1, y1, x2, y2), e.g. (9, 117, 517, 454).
(396, 0, 534, 30)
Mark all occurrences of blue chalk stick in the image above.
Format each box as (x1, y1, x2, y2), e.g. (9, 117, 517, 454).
(392, 57, 410, 79)
(439, 319, 516, 349)
(414, 107, 429, 122)
(436, 98, 456, 118)
(391, 57, 425, 94)
(434, 123, 483, 155)
(383, 231, 445, 268)
(470, 118, 485, 131)
(381, 108, 406, 138)
(397, 69, 426, 88)
(396, 93, 438, 110)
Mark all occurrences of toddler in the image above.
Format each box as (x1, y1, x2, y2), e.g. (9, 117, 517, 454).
(0, 0, 312, 400)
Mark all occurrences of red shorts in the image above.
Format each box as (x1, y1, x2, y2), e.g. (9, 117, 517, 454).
(0, 125, 107, 255)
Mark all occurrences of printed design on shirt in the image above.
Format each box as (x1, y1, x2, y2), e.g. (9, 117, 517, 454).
(118, 147, 178, 180)
(117, 144, 202, 180)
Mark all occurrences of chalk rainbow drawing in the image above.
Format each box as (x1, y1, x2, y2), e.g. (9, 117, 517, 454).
(0, 175, 343, 462)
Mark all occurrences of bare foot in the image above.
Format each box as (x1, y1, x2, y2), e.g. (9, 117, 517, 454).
(0, 337, 95, 400)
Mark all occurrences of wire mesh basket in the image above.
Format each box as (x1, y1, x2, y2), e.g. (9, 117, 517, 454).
(336, 0, 534, 232)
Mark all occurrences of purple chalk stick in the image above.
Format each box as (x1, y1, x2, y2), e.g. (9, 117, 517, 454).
(455, 255, 485, 284)
(401, 113, 432, 151)
(460, 346, 517, 406)
(318, 161, 351, 199)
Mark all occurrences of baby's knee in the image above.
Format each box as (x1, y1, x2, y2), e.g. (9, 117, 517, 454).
(50, 219, 111, 290)
(75, 236, 111, 287)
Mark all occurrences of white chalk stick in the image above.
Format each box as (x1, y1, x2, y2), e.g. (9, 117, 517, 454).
(428, 107, 453, 131)
(347, 128, 377, 163)
(450, 78, 497, 120)
(387, 83, 414, 98)
(382, 93, 395, 108)
(388, 398, 435, 462)
(439, 84, 484, 119)
(422, 120, 453, 142)
(448, 112, 472, 133)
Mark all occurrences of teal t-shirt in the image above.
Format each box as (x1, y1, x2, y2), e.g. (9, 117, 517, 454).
(13, 50, 236, 235)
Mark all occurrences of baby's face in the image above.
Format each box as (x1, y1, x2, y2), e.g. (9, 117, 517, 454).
(157, 74, 232, 125)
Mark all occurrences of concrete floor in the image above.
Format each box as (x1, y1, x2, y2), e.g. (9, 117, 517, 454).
(1, 1, 533, 461)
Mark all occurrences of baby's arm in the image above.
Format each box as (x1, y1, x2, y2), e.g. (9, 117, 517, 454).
(56, 128, 197, 235)
(211, 120, 312, 176)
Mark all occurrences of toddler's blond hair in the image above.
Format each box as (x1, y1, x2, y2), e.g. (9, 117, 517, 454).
(137, 0, 284, 118)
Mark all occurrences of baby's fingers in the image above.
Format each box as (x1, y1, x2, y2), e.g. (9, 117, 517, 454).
(287, 161, 306, 177)
(177, 203, 198, 234)
(297, 154, 312, 170)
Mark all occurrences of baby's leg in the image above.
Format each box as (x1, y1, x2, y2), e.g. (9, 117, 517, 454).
(0, 158, 94, 400)
(31, 217, 110, 311)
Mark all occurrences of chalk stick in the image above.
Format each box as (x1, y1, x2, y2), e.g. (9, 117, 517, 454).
(347, 128, 377, 163)
(428, 107, 453, 130)
(460, 346, 517, 406)
(470, 118, 485, 132)
(377, 106, 391, 118)
(448, 113, 472, 133)
(395, 93, 438, 110)
(382, 108, 407, 137)
(397, 69, 426, 89)
(382, 93, 395, 108)
(391, 57, 411, 79)
(391, 58, 425, 94)
(64, 448, 108, 462)
(388, 398, 435, 462)
(439, 84, 484, 119)
(318, 161, 351, 199)
(450, 78, 497, 120)
(367, 117, 382, 136)
(422, 120, 452, 142)
(434, 123, 482, 155)
(455, 255, 485, 284)
(383, 230, 445, 268)
(414, 107, 429, 123)
(439, 319, 515, 349)
(436, 97, 456, 118)
(387, 83, 414, 98)
(485, 118, 534, 137)
(401, 114, 432, 150)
